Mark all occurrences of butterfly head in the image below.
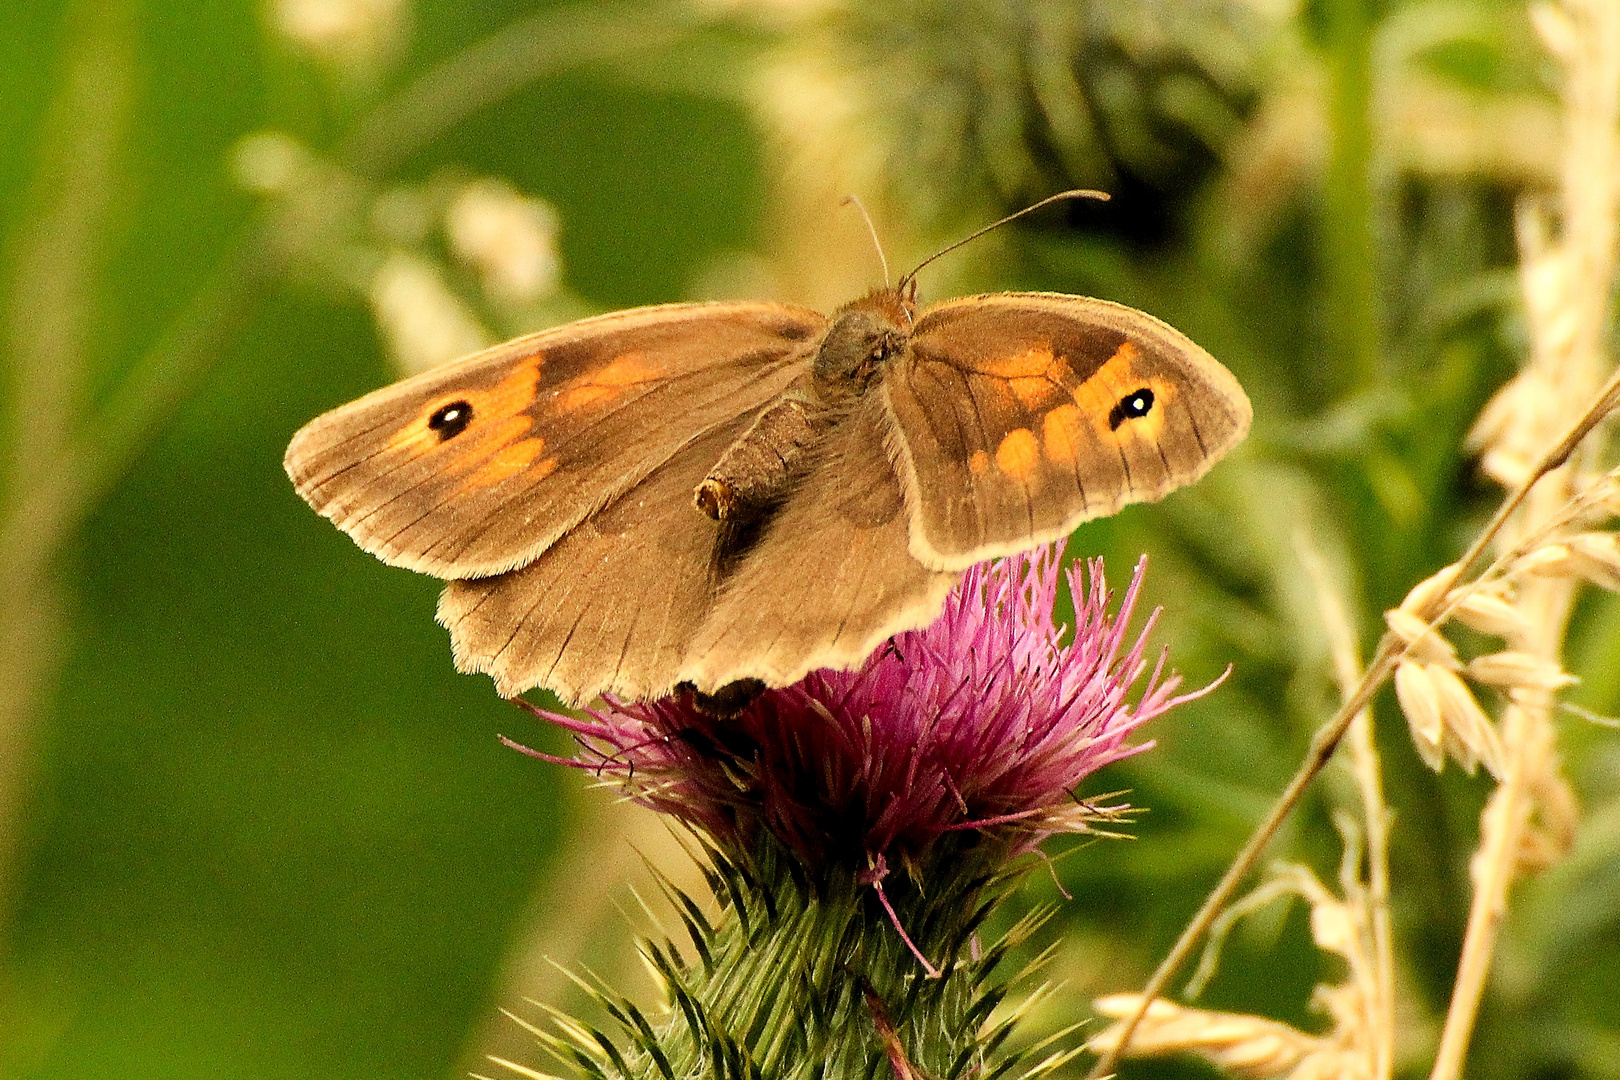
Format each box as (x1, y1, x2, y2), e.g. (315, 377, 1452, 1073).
(815, 287, 915, 393)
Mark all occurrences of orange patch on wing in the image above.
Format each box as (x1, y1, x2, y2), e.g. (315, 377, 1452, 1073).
(1042, 404, 1084, 464)
(994, 428, 1041, 481)
(387, 423, 442, 457)
(1075, 340, 1156, 442)
(982, 344, 1082, 412)
(1072, 378, 1116, 437)
(981, 343, 1056, 380)
(556, 351, 659, 412)
(1008, 376, 1059, 411)
(387, 357, 542, 458)
(462, 436, 548, 488)
(441, 414, 533, 475)
(968, 449, 991, 476)
(486, 356, 545, 412)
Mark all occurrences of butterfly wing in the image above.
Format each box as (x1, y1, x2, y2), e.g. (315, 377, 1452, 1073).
(439, 398, 957, 704)
(436, 413, 757, 704)
(679, 394, 960, 692)
(284, 302, 826, 579)
(884, 293, 1251, 571)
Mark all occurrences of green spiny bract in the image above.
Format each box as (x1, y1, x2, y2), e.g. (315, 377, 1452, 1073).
(531, 831, 1077, 1080)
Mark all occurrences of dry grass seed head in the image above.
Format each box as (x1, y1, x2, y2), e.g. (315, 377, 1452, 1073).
(1394, 661, 1504, 777)
(1447, 587, 1531, 640)
(1564, 532, 1620, 591)
(1090, 996, 1332, 1080)
(1465, 651, 1579, 696)
(1382, 610, 1459, 668)
(1396, 565, 1462, 620)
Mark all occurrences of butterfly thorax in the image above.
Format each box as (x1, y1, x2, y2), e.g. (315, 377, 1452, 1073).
(812, 287, 914, 394)
(694, 288, 915, 523)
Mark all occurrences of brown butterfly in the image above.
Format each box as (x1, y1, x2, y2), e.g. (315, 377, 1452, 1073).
(285, 201, 1251, 706)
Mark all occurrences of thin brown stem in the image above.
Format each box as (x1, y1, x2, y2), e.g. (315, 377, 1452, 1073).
(1348, 698, 1395, 1080)
(1428, 700, 1546, 1080)
(1086, 632, 1399, 1079)
(1087, 368, 1620, 1079)
(1300, 534, 1394, 1080)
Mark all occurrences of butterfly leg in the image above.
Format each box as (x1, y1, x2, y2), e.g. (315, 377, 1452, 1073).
(675, 678, 767, 717)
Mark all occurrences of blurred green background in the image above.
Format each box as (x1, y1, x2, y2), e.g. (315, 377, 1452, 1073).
(2, 0, 1617, 1078)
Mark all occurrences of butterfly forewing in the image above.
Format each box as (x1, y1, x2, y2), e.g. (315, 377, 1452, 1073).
(284, 302, 826, 579)
(884, 293, 1251, 572)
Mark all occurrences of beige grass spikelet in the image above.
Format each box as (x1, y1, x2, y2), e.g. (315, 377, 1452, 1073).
(1564, 532, 1620, 591)
(1397, 565, 1461, 618)
(1382, 610, 1459, 668)
(1395, 660, 1447, 772)
(1426, 665, 1505, 778)
(1595, 476, 1620, 518)
(1469, 370, 1562, 488)
(1089, 996, 1343, 1080)
(1466, 651, 1579, 695)
(1514, 542, 1575, 578)
(1394, 661, 1504, 776)
(1446, 587, 1531, 641)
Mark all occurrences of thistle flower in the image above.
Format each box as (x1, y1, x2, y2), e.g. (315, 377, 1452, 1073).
(524, 548, 1196, 855)
(503, 549, 1213, 1078)
(520, 549, 1205, 936)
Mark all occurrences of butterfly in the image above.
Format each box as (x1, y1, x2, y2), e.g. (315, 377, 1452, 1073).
(285, 221, 1250, 707)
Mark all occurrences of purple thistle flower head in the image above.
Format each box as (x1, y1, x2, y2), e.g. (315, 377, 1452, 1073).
(515, 547, 1214, 880)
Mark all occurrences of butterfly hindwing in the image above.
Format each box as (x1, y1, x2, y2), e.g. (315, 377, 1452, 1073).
(436, 414, 766, 704)
(679, 394, 960, 692)
(884, 293, 1251, 571)
(284, 302, 826, 579)
(439, 396, 960, 704)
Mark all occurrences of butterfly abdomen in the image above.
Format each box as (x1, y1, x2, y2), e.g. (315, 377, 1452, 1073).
(695, 391, 828, 520)
(698, 291, 917, 523)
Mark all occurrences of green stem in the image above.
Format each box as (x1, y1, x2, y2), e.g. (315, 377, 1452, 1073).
(1321, 0, 1381, 395)
(0, 220, 276, 590)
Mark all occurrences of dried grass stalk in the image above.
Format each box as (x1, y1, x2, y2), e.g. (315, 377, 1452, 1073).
(1089, 3, 1620, 1076)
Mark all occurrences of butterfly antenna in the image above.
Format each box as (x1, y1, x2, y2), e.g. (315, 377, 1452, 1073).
(841, 194, 890, 287)
(896, 189, 1110, 293)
